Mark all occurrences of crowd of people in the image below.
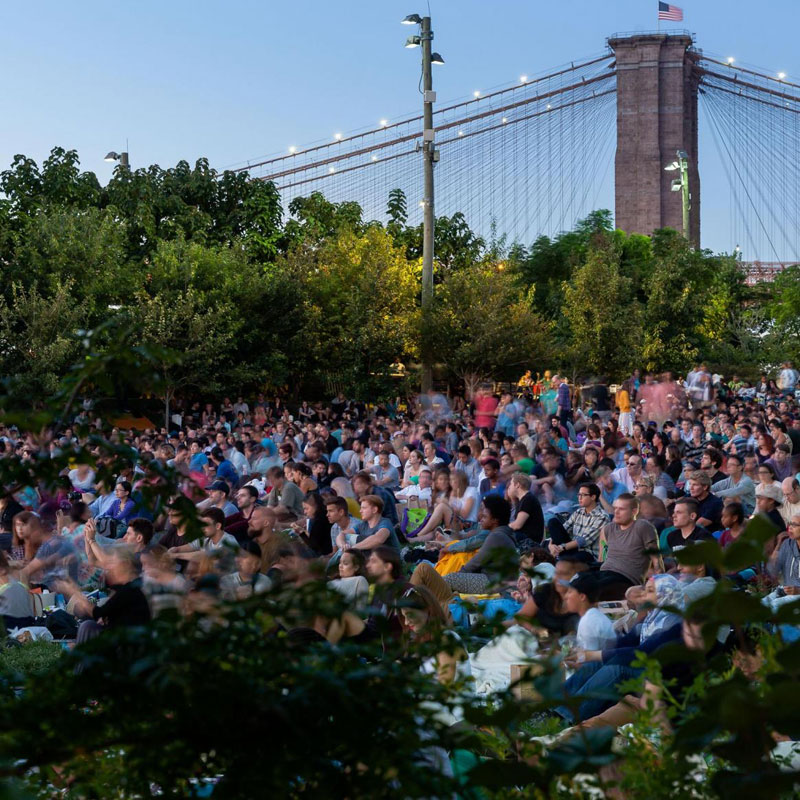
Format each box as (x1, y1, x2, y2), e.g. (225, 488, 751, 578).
(1, 360, 800, 759)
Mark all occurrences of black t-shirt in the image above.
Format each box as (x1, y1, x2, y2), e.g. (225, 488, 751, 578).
(592, 384, 610, 412)
(666, 525, 714, 550)
(93, 581, 151, 627)
(321, 435, 338, 455)
(515, 492, 545, 543)
(306, 516, 333, 556)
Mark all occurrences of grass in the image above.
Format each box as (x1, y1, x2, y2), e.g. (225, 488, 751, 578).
(521, 713, 570, 739)
(0, 640, 64, 679)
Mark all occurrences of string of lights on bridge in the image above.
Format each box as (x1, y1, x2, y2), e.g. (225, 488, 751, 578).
(230, 38, 800, 267)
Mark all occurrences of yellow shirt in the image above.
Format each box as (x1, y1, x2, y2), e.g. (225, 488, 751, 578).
(617, 389, 631, 413)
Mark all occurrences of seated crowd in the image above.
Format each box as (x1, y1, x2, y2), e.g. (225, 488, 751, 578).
(1, 365, 800, 744)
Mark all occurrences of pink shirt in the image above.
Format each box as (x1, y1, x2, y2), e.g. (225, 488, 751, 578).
(474, 395, 498, 430)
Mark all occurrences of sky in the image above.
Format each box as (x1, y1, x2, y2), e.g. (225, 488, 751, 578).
(1, 0, 797, 256)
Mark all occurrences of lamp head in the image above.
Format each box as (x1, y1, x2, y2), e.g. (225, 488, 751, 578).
(404, 35, 421, 48)
(104, 151, 120, 162)
(402, 13, 422, 25)
(431, 52, 445, 65)
(670, 179, 683, 192)
(664, 162, 680, 172)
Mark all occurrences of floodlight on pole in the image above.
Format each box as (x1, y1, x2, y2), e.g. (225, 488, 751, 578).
(104, 150, 130, 168)
(403, 11, 442, 393)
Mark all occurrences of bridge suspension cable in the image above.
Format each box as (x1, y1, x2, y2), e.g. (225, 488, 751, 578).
(698, 55, 800, 263)
(243, 52, 617, 246)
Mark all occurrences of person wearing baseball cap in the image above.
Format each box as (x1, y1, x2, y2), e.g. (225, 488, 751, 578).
(755, 482, 786, 532)
(201, 480, 238, 517)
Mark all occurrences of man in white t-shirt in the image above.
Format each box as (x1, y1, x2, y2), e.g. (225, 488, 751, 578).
(564, 572, 615, 652)
(395, 467, 433, 506)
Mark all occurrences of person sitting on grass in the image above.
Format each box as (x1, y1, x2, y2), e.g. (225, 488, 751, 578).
(220, 540, 272, 600)
(56, 544, 151, 646)
(564, 572, 615, 653)
(168, 507, 239, 568)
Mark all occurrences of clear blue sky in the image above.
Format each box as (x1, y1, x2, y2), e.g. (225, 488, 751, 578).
(1, 0, 796, 255)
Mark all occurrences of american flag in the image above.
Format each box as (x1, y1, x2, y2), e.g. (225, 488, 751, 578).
(658, 2, 684, 21)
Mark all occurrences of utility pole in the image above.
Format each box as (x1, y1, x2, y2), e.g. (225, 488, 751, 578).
(403, 13, 443, 391)
(420, 15, 436, 393)
(678, 151, 690, 241)
(665, 149, 691, 241)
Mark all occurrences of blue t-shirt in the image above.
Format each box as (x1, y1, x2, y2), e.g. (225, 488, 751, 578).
(216, 459, 239, 485)
(355, 517, 401, 551)
(601, 480, 627, 508)
(479, 478, 508, 503)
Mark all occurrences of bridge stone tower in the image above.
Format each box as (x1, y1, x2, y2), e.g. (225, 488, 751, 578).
(609, 33, 701, 246)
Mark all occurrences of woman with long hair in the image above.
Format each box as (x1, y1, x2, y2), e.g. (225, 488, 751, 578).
(401, 449, 425, 488)
(329, 550, 369, 605)
(651, 431, 668, 458)
(756, 432, 776, 464)
(582, 446, 601, 476)
(665, 444, 683, 484)
(292, 493, 333, 557)
(411, 470, 479, 541)
(401, 585, 470, 687)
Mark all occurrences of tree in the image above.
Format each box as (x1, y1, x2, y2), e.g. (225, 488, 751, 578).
(10, 206, 133, 309)
(638, 230, 719, 372)
(283, 192, 365, 245)
(562, 241, 643, 377)
(281, 226, 419, 395)
(0, 281, 90, 401)
(764, 265, 800, 365)
(129, 288, 240, 429)
(430, 262, 551, 397)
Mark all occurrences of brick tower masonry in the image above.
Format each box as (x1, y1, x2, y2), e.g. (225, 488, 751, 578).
(609, 34, 701, 246)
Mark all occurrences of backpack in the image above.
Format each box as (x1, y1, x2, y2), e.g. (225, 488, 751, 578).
(95, 516, 126, 539)
(400, 507, 432, 539)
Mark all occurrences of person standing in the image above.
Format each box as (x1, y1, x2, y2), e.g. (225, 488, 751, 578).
(556, 376, 572, 430)
(617, 380, 634, 437)
(473, 386, 498, 432)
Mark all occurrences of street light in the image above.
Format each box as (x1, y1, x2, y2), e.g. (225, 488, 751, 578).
(104, 150, 129, 168)
(403, 12, 444, 394)
(664, 149, 691, 241)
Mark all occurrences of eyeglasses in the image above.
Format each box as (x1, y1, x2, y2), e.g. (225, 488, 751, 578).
(789, 521, 800, 528)
(577, 492, 591, 497)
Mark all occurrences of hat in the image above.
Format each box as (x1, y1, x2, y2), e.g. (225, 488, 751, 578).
(756, 483, 783, 506)
(207, 480, 230, 495)
(566, 572, 601, 602)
